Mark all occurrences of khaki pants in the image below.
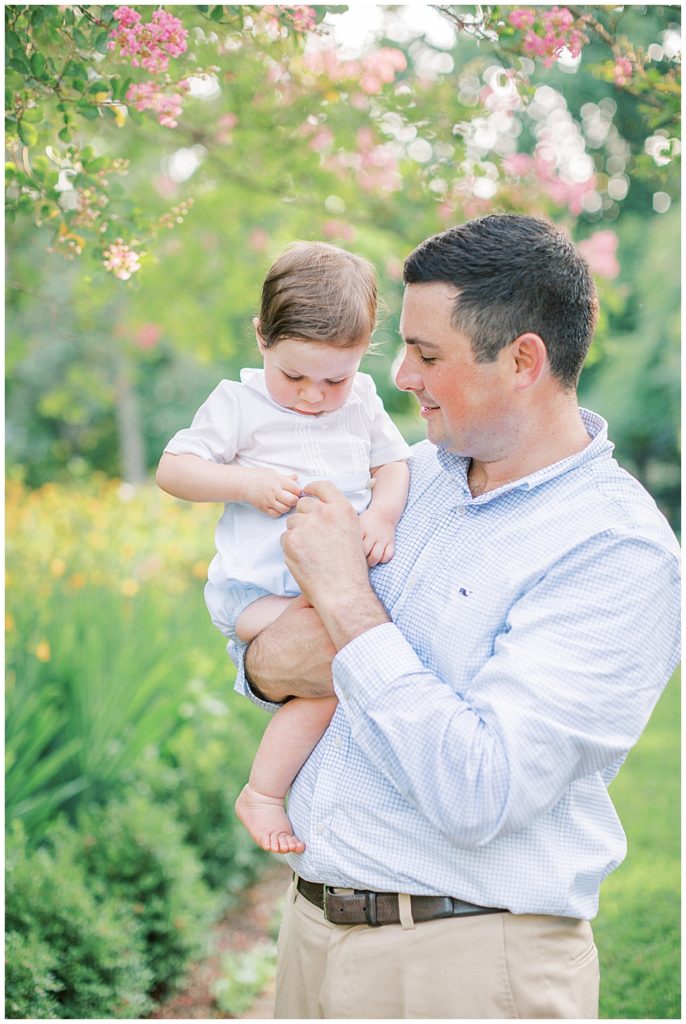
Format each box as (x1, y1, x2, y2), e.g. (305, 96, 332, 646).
(274, 880, 599, 1019)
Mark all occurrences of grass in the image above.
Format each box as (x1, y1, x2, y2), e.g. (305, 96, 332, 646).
(595, 670, 680, 1019)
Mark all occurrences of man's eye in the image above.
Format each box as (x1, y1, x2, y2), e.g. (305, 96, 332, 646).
(419, 354, 436, 365)
(326, 378, 346, 386)
(283, 372, 303, 381)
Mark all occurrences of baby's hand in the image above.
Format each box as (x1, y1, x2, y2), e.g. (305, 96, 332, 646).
(358, 508, 397, 567)
(245, 469, 301, 517)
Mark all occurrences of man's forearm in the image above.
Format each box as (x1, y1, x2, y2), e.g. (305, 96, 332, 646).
(244, 602, 337, 702)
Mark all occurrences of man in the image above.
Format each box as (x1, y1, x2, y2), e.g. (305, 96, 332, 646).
(230, 214, 680, 1018)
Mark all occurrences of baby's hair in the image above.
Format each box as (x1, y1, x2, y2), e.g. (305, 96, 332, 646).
(258, 241, 377, 349)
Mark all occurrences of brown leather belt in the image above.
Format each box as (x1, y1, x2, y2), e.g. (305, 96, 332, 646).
(296, 876, 507, 927)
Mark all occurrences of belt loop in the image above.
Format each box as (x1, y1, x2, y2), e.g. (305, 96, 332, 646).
(291, 873, 299, 903)
(398, 893, 415, 931)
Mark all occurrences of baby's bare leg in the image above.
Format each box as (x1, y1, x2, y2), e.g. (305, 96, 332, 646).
(235, 695, 338, 854)
(235, 594, 295, 643)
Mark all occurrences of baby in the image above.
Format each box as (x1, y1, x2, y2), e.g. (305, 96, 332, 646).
(157, 241, 410, 854)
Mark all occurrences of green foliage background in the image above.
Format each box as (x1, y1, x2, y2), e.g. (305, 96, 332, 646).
(5, 4, 680, 1019)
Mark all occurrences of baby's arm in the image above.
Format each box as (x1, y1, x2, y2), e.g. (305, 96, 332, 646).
(358, 460, 410, 567)
(156, 452, 301, 517)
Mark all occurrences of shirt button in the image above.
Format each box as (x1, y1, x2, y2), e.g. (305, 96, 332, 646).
(333, 738, 342, 750)
(314, 824, 326, 835)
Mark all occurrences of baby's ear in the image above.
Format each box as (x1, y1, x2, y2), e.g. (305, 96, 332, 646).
(253, 317, 266, 352)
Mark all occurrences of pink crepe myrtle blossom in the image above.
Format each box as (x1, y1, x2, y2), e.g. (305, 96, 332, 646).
(613, 56, 633, 86)
(503, 151, 596, 216)
(323, 220, 356, 242)
(248, 228, 270, 251)
(103, 239, 141, 280)
(508, 7, 588, 67)
(578, 230, 620, 279)
(135, 322, 162, 349)
(109, 6, 188, 75)
(126, 80, 189, 128)
(262, 5, 317, 34)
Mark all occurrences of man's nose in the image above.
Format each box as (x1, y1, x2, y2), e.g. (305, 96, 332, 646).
(395, 356, 422, 392)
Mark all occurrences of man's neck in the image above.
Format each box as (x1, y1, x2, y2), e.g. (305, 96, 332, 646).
(467, 402, 591, 498)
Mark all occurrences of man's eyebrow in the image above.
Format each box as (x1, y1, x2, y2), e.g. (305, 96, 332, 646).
(403, 337, 440, 350)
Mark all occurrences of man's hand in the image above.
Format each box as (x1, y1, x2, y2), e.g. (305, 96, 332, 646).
(244, 468, 302, 517)
(282, 480, 390, 650)
(244, 595, 336, 702)
(358, 507, 397, 567)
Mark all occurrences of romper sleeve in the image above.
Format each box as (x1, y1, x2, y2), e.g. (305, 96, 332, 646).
(164, 380, 242, 464)
(356, 374, 411, 467)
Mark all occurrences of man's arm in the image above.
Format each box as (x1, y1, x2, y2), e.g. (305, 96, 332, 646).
(242, 596, 337, 703)
(281, 481, 680, 848)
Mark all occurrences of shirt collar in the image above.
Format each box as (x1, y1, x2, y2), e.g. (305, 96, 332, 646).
(436, 409, 613, 504)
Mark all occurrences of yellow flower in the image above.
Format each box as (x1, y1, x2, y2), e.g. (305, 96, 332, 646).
(5, 614, 15, 632)
(50, 558, 66, 576)
(121, 578, 139, 597)
(35, 641, 51, 662)
(69, 573, 87, 589)
(192, 561, 208, 580)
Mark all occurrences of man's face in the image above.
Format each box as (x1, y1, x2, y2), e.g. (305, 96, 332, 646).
(396, 282, 516, 457)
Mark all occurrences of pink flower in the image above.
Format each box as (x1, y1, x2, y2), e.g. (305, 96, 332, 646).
(126, 81, 187, 128)
(613, 56, 633, 86)
(511, 6, 588, 66)
(103, 240, 141, 280)
(135, 323, 162, 348)
(578, 230, 620, 279)
(248, 228, 270, 251)
(323, 220, 356, 242)
(508, 8, 537, 30)
(309, 127, 334, 153)
(109, 6, 188, 75)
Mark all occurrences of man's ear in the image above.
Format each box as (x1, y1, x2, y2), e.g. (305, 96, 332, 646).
(511, 332, 548, 390)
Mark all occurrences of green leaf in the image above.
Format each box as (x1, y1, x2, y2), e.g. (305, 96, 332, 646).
(6, 30, 23, 53)
(29, 52, 47, 79)
(95, 30, 111, 54)
(88, 79, 110, 95)
(210, 5, 225, 22)
(112, 76, 132, 101)
(76, 102, 99, 121)
(31, 6, 46, 28)
(22, 106, 43, 123)
(73, 27, 89, 49)
(18, 121, 38, 146)
(88, 156, 110, 173)
(72, 78, 87, 93)
(9, 56, 29, 75)
(65, 59, 87, 79)
(58, 126, 72, 143)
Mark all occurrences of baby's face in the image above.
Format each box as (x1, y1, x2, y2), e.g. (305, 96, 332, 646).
(260, 336, 368, 416)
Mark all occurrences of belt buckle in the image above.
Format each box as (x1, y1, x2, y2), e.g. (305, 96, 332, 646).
(323, 886, 381, 926)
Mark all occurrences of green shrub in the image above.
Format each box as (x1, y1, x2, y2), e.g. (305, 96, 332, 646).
(140, 677, 269, 893)
(79, 792, 217, 990)
(4, 929, 62, 1019)
(212, 941, 278, 1016)
(5, 820, 153, 1019)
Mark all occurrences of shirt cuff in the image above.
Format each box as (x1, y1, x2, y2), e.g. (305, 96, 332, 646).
(228, 638, 283, 714)
(333, 621, 427, 711)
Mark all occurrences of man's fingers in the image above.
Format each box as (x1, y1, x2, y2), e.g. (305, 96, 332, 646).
(295, 495, 323, 515)
(301, 479, 345, 503)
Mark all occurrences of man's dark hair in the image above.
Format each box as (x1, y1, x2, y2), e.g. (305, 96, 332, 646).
(403, 214, 598, 389)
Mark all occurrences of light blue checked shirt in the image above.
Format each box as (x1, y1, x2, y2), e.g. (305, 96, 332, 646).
(231, 410, 680, 919)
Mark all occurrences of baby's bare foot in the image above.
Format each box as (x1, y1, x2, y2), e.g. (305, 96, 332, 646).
(235, 783, 306, 854)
